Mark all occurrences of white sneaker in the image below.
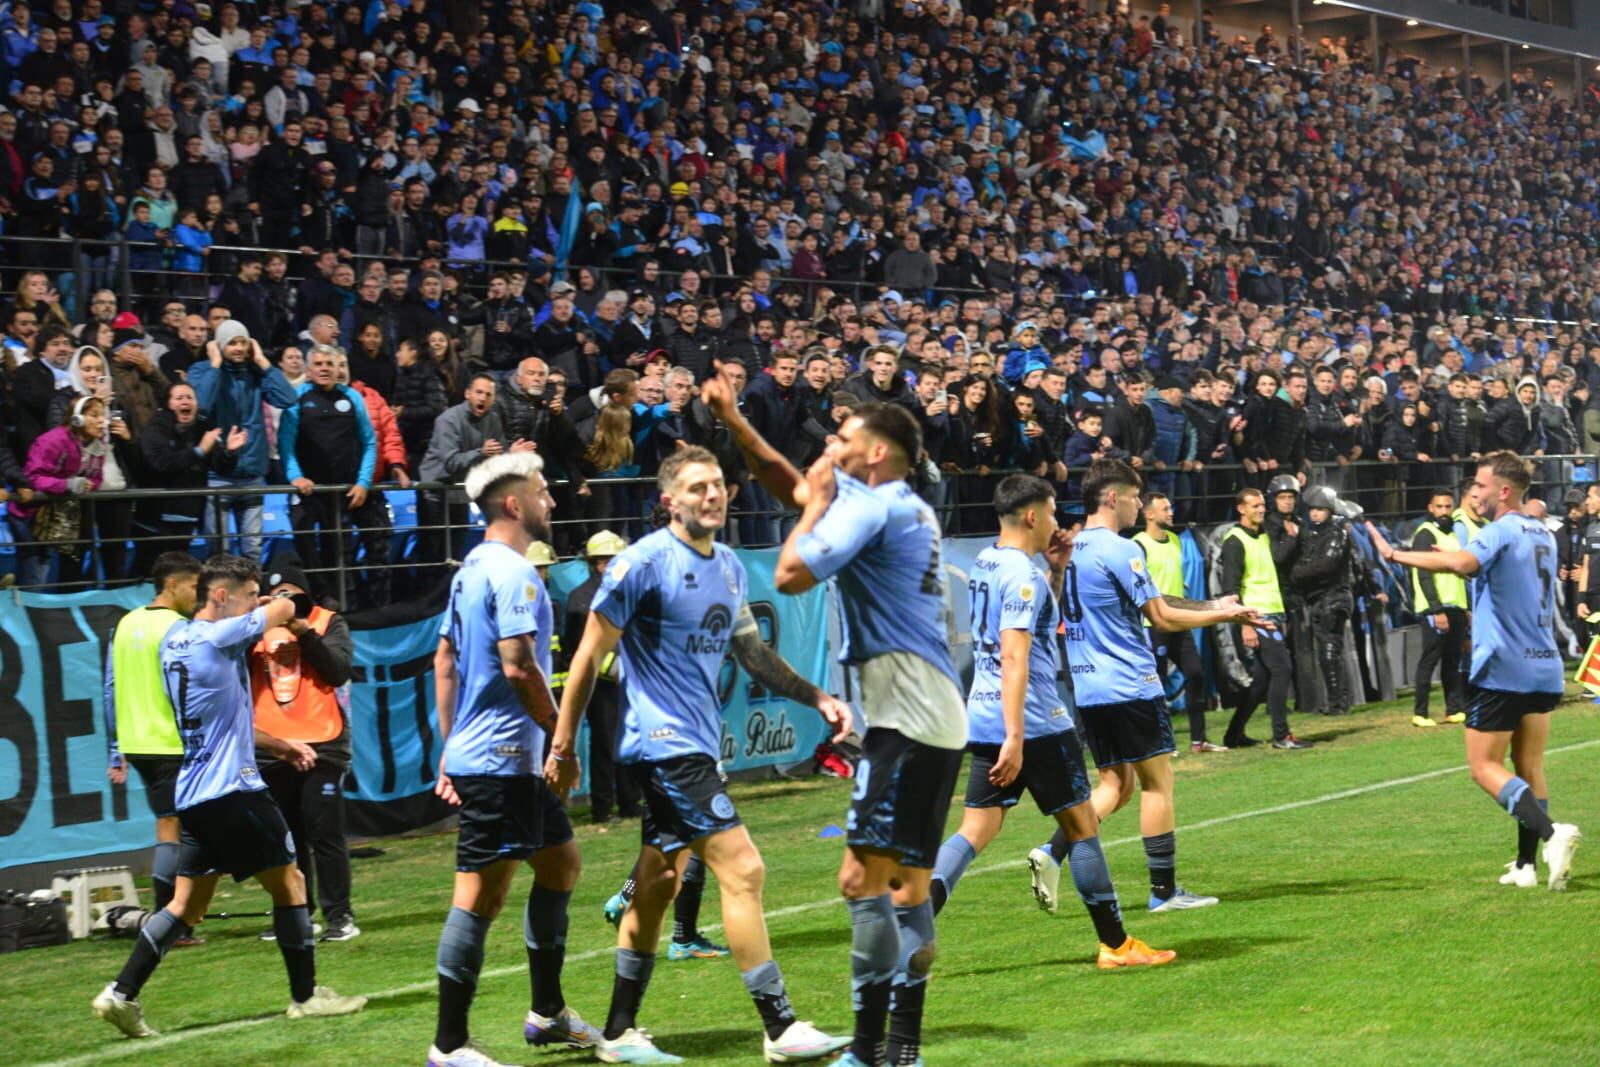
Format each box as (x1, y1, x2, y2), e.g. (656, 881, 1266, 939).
(763, 1019, 853, 1062)
(1148, 887, 1220, 912)
(286, 984, 368, 1019)
(92, 983, 158, 1038)
(1543, 823, 1582, 891)
(596, 1027, 684, 1064)
(1027, 846, 1061, 915)
(426, 1040, 504, 1066)
(524, 1005, 603, 1048)
(1498, 861, 1538, 888)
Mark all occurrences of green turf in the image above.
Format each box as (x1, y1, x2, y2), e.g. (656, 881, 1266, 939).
(10, 697, 1600, 1067)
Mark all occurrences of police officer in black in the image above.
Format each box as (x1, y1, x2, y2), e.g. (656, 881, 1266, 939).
(1575, 485, 1600, 639)
(1287, 485, 1385, 716)
(1557, 487, 1592, 642)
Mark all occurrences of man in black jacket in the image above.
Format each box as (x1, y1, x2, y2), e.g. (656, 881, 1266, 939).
(1304, 364, 1360, 490)
(533, 292, 590, 388)
(169, 134, 226, 213)
(607, 289, 661, 371)
(735, 353, 805, 545)
(560, 531, 640, 823)
(133, 382, 245, 574)
(249, 119, 311, 249)
(472, 273, 537, 373)
(666, 300, 719, 382)
(219, 257, 273, 346)
(1103, 373, 1156, 469)
(1289, 486, 1384, 718)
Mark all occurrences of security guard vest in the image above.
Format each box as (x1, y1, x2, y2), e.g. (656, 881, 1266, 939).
(1452, 507, 1484, 544)
(1224, 525, 1285, 614)
(111, 606, 185, 756)
(1410, 520, 1468, 612)
(251, 607, 344, 744)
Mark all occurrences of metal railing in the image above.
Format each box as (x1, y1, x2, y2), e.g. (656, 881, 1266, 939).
(2, 454, 1591, 602)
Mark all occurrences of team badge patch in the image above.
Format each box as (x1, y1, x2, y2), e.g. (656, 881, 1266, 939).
(610, 559, 631, 581)
(1019, 583, 1035, 602)
(1130, 558, 1144, 573)
(710, 793, 736, 820)
(525, 582, 538, 601)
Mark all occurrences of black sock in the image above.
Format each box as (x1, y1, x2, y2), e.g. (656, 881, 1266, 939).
(604, 949, 654, 1040)
(741, 959, 796, 1040)
(113, 909, 189, 997)
(886, 980, 927, 1065)
(1143, 831, 1176, 900)
(848, 895, 898, 1064)
(434, 907, 489, 1053)
(1499, 779, 1557, 842)
(273, 905, 317, 1003)
(524, 885, 571, 1018)
(672, 857, 705, 943)
(1047, 826, 1070, 864)
(151, 842, 179, 913)
(1517, 799, 1550, 867)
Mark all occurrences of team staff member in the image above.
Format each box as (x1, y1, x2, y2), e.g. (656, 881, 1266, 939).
(251, 552, 360, 944)
(93, 555, 365, 1041)
(1409, 489, 1470, 728)
(1132, 492, 1219, 753)
(1368, 452, 1581, 892)
(1219, 488, 1312, 750)
(104, 552, 203, 925)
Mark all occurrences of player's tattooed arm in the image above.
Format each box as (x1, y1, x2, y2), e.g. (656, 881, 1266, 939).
(1164, 596, 1223, 611)
(730, 606, 823, 705)
(498, 634, 560, 731)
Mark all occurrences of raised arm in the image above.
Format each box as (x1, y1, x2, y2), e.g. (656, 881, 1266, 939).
(1143, 593, 1269, 633)
(1366, 521, 1480, 577)
(701, 376, 808, 509)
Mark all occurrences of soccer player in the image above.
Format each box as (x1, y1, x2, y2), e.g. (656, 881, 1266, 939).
(707, 380, 966, 1067)
(547, 445, 852, 1065)
(104, 552, 202, 927)
(931, 474, 1175, 970)
(1034, 460, 1269, 916)
(1367, 452, 1582, 891)
(1131, 492, 1221, 752)
(93, 555, 366, 1040)
(426, 453, 601, 1067)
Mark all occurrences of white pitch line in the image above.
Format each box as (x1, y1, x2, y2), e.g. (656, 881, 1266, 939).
(36, 736, 1600, 1067)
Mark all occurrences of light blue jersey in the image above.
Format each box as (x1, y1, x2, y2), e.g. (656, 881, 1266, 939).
(592, 528, 753, 763)
(440, 541, 554, 777)
(966, 546, 1072, 744)
(1062, 526, 1162, 707)
(793, 470, 957, 686)
(1465, 512, 1562, 693)
(162, 608, 270, 810)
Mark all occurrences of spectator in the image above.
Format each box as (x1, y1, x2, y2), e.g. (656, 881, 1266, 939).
(218, 256, 271, 346)
(392, 338, 450, 476)
(133, 381, 245, 576)
(495, 355, 589, 545)
(1486, 377, 1547, 455)
(883, 232, 937, 301)
(13, 394, 107, 587)
(470, 272, 536, 374)
(418, 372, 528, 569)
(11, 323, 77, 451)
(280, 344, 386, 609)
(186, 319, 295, 561)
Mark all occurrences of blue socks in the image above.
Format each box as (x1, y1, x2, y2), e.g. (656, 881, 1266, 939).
(525, 886, 571, 1017)
(435, 906, 490, 1053)
(848, 894, 899, 1063)
(888, 901, 936, 1066)
(930, 834, 976, 915)
(741, 958, 797, 1039)
(1067, 836, 1127, 947)
(151, 841, 179, 912)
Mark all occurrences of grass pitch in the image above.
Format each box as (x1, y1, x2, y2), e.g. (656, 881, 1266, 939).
(10, 697, 1600, 1067)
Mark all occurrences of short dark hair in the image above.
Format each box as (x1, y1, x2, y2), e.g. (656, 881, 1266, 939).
(467, 371, 497, 391)
(1430, 488, 1456, 503)
(994, 474, 1054, 519)
(1236, 487, 1263, 507)
(151, 551, 201, 588)
(852, 402, 922, 468)
(1082, 457, 1141, 511)
(1076, 405, 1104, 423)
(197, 554, 260, 602)
(1478, 450, 1532, 494)
(1142, 490, 1170, 511)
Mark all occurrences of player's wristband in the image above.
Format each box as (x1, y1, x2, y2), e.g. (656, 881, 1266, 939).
(550, 750, 575, 763)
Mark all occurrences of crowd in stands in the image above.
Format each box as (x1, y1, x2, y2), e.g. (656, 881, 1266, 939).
(2, 0, 1600, 606)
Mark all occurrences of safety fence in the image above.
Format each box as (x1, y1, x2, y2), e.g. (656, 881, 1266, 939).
(1, 454, 1591, 602)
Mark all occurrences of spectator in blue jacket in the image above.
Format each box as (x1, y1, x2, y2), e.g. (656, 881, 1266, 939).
(172, 208, 213, 300)
(185, 318, 297, 561)
(279, 342, 384, 608)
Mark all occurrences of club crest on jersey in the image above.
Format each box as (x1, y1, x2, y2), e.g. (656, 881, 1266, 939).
(610, 559, 631, 581)
(1129, 558, 1144, 573)
(710, 793, 736, 820)
(525, 582, 538, 601)
(1019, 583, 1035, 602)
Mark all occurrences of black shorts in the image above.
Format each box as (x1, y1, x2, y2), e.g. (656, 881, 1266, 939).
(631, 754, 741, 854)
(1077, 698, 1176, 769)
(128, 755, 182, 819)
(1466, 687, 1561, 733)
(848, 728, 962, 868)
(176, 789, 297, 882)
(453, 774, 574, 872)
(965, 731, 1092, 815)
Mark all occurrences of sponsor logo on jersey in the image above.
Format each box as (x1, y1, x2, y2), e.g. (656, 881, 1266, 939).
(650, 727, 678, 741)
(494, 744, 525, 757)
(1130, 558, 1144, 572)
(686, 603, 734, 654)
